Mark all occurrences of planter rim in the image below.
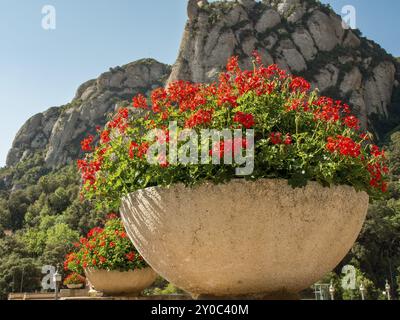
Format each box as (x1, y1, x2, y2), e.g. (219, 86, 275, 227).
(66, 283, 84, 288)
(121, 178, 368, 202)
(85, 267, 150, 274)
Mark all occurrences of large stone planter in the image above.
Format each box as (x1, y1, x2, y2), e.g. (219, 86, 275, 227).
(120, 179, 369, 299)
(84, 268, 157, 296)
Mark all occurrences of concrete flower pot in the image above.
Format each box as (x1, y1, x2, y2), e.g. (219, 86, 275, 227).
(84, 268, 157, 296)
(120, 179, 369, 299)
(66, 284, 84, 289)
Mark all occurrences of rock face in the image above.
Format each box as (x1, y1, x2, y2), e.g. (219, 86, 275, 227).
(169, 0, 399, 128)
(7, 59, 171, 168)
(6, 0, 400, 168)
(6, 108, 61, 166)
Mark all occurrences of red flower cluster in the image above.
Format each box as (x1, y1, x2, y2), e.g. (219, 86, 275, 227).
(81, 135, 94, 152)
(108, 107, 129, 134)
(210, 137, 250, 160)
(166, 81, 207, 112)
(100, 130, 111, 144)
(133, 94, 148, 109)
(64, 216, 147, 274)
(126, 252, 136, 261)
(314, 97, 350, 123)
(129, 141, 139, 159)
(64, 252, 79, 271)
(270, 133, 292, 145)
(289, 77, 311, 93)
(107, 213, 119, 220)
(233, 112, 255, 129)
(63, 273, 86, 286)
(370, 145, 385, 158)
(367, 145, 388, 191)
(368, 162, 389, 192)
(87, 227, 103, 238)
(129, 142, 150, 160)
(226, 56, 240, 73)
(217, 73, 239, 107)
(270, 132, 282, 145)
(326, 135, 361, 158)
(344, 115, 360, 130)
(77, 159, 101, 187)
(185, 109, 214, 128)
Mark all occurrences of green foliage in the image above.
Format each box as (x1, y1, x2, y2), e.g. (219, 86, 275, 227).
(151, 283, 184, 296)
(319, 269, 379, 300)
(340, 132, 400, 296)
(0, 254, 41, 300)
(0, 236, 42, 299)
(341, 269, 379, 300)
(64, 216, 148, 273)
(0, 198, 11, 229)
(143, 277, 185, 296)
(0, 157, 106, 298)
(21, 220, 79, 266)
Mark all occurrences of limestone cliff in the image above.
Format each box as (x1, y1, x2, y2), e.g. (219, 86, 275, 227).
(6, 59, 171, 168)
(170, 0, 399, 128)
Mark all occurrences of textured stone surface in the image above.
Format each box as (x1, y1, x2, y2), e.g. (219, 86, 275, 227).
(363, 61, 396, 116)
(307, 10, 344, 51)
(120, 179, 369, 297)
(343, 31, 361, 48)
(255, 9, 281, 33)
(291, 27, 317, 61)
(7, 59, 171, 168)
(238, 0, 256, 8)
(85, 268, 157, 296)
(275, 0, 305, 23)
(313, 64, 340, 92)
(276, 39, 307, 72)
(340, 67, 362, 94)
(6, 107, 60, 166)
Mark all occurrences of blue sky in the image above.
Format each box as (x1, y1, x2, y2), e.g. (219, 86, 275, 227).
(0, 0, 399, 167)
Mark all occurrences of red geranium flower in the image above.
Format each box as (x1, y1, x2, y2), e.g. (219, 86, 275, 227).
(100, 130, 111, 144)
(233, 112, 255, 129)
(344, 116, 360, 130)
(284, 134, 293, 145)
(289, 77, 310, 93)
(126, 252, 136, 261)
(270, 132, 282, 145)
(185, 109, 214, 128)
(81, 135, 94, 152)
(132, 94, 148, 109)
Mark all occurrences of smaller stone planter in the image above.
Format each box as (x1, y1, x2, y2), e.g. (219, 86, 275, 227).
(66, 284, 84, 289)
(85, 268, 157, 296)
